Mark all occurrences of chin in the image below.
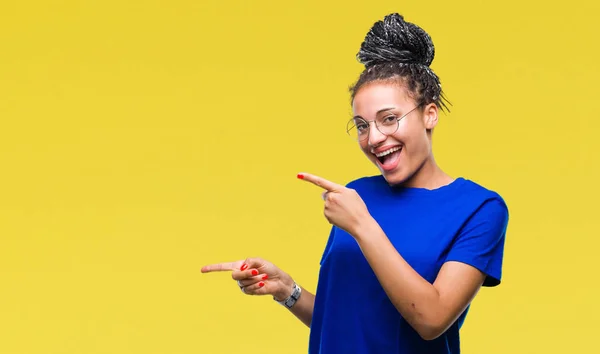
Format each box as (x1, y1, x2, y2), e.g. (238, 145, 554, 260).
(382, 173, 409, 187)
(378, 166, 413, 187)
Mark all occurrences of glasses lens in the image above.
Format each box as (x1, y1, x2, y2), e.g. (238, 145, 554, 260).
(347, 119, 368, 141)
(377, 118, 399, 136)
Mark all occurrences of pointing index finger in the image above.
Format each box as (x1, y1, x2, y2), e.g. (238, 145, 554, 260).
(201, 262, 239, 273)
(298, 173, 343, 192)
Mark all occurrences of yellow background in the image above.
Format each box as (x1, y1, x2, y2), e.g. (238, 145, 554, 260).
(1, 1, 598, 353)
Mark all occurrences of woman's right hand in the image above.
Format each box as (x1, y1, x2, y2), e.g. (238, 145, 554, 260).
(201, 257, 295, 301)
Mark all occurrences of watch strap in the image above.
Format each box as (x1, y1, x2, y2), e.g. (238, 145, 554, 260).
(275, 283, 301, 309)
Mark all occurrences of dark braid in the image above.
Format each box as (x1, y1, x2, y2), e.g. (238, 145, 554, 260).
(349, 13, 450, 112)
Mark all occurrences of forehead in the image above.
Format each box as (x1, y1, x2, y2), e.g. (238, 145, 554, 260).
(352, 83, 413, 117)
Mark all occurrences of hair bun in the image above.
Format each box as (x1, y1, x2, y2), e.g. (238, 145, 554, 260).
(357, 13, 435, 68)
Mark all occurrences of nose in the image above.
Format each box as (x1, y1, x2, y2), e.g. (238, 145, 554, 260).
(367, 122, 386, 147)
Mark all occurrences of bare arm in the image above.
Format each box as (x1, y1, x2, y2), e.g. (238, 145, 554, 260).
(274, 283, 315, 328)
(354, 220, 485, 340)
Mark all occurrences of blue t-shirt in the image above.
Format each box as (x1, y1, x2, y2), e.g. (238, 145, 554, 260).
(308, 176, 509, 354)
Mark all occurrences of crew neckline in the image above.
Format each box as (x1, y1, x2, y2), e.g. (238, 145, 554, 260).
(383, 176, 467, 197)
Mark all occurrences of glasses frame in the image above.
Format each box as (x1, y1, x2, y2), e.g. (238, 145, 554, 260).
(346, 103, 423, 142)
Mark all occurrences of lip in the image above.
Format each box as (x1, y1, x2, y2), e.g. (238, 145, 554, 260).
(371, 144, 403, 155)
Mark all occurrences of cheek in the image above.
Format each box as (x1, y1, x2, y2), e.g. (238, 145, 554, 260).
(359, 141, 372, 156)
(394, 126, 429, 155)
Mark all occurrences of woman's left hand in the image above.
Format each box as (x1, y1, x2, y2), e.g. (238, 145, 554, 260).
(297, 172, 373, 237)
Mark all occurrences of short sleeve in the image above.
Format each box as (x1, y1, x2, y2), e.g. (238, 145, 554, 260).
(445, 197, 509, 287)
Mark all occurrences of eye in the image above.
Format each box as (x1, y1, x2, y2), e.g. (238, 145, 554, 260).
(356, 121, 369, 132)
(381, 115, 397, 126)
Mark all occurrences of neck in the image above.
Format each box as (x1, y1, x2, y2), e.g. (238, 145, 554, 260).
(401, 155, 453, 190)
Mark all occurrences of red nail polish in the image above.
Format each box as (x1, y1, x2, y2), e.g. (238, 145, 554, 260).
(258, 282, 265, 287)
(297, 173, 304, 179)
(262, 274, 268, 280)
(240, 264, 248, 271)
(251, 269, 258, 276)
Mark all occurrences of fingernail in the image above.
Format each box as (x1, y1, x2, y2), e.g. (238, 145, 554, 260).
(262, 274, 268, 280)
(251, 269, 259, 276)
(240, 264, 248, 271)
(258, 282, 265, 287)
(297, 173, 304, 179)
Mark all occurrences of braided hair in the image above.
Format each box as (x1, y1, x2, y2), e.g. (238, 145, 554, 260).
(350, 13, 450, 112)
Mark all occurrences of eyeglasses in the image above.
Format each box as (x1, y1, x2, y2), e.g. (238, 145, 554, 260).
(346, 104, 423, 142)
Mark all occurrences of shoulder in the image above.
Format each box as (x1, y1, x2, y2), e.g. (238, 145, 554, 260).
(457, 178, 509, 213)
(413, 176, 509, 227)
(449, 178, 510, 235)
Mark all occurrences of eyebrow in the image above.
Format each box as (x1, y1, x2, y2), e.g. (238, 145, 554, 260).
(353, 107, 396, 120)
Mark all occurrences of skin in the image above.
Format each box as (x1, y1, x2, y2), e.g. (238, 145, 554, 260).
(201, 81, 487, 340)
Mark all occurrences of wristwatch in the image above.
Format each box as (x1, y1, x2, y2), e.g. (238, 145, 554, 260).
(274, 282, 302, 309)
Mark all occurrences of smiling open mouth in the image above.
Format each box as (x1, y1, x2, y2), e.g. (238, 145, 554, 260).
(375, 146, 402, 164)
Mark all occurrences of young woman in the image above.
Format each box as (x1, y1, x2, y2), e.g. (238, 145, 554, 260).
(202, 13, 509, 354)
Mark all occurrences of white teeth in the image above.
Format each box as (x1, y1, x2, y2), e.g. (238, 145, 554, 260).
(374, 146, 402, 157)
